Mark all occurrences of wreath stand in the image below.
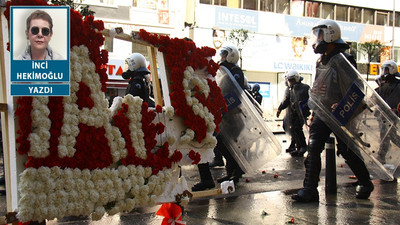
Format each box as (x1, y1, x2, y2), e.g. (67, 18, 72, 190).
(0, 8, 229, 221)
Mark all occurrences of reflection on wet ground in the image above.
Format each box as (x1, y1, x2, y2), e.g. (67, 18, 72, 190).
(3, 134, 400, 224)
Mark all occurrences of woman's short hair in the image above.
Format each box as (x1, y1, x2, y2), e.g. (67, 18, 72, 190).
(26, 10, 53, 33)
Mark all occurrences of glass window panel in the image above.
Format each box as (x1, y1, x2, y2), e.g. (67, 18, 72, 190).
(363, 8, 374, 24)
(276, 0, 289, 14)
(389, 12, 394, 26)
(306, 1, 319, 18)
(243, 0, 257, 10)
(215, 0, 227, 6)
(321, 3, 333, 19)
(260, 0, 274, 12)
(350, 7, 361, 23)
(396, 13, 400, 27)
(393, 47, 400, 62)
(291, 0, 304, 16)
(336, 5, 348, 21)
(377, 11, 388, 26)
(199, 0, 212, 4)
(389, 12, 399, 27)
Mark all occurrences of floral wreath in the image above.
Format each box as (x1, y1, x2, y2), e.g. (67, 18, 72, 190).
(4, 0, 226, 223)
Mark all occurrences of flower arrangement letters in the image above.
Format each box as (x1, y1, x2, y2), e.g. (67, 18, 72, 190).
(4, 0, 226, 222)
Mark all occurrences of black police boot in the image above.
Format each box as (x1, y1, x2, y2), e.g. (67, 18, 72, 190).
(191, 180, 215, 192)
(291, 188, 319, 202)
(292, 139, 323, 202)
(286, 140, 296, 153)
(209, 149, 224, 167)
(342, 149, 374, 199)
(209, 159, 224, 167)
(356, 181, 374, 199)
(229, 168, 244, 184)
(290, 146, 307, 157)
(192, 163, 215, 192)
(217, 173, 232, 183)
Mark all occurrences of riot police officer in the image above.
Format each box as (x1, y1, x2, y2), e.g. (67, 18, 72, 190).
(192, 45, 245, 191)
(122, 53, 154, 107)
(276, 70, 310, 157)
(375, 60, 400, 163)
(251, 83, 263, 105)
(292, 19, 374, 202)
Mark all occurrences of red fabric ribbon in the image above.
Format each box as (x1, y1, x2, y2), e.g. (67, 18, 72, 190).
(156, 203, 186, 225)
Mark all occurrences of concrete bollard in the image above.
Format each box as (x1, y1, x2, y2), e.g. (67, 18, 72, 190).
(325, 136, 337, 194)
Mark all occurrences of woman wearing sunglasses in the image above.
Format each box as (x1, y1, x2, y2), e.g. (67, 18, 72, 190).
(17, 10, 63, 60)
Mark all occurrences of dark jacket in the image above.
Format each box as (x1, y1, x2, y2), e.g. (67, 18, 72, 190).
(220, 61, 245, 90)
(123, 68, 151, 102)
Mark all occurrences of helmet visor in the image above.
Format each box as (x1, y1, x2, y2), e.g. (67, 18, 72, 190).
(381, 66, 390, 76)
(312, 28, 325, 44)
(219, 49, 228, 59)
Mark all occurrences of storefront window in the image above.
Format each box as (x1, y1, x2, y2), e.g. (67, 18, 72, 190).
(377, 11, 388, 26)
(243, 0, 257, 10)
(336, 5, 348, 22)
(321, 3, 333, 19)
(363, 8, 374, 25)
(305, 1, 319, 18)
(349, 7, 361, 23)
(276, 0, 289, 14)
(260, 0, 274, 12)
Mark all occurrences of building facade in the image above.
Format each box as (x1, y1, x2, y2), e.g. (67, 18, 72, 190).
(78, 0, 400, 113)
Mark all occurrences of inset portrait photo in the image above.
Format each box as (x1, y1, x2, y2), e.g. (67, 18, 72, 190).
(11, 7, 69, 60)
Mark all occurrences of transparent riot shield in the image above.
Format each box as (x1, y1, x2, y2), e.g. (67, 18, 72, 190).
(216, 66, 281, 173)
(308, 53, 400, 181)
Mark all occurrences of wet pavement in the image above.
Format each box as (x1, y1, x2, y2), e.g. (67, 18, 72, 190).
(2, 134, 400, 224)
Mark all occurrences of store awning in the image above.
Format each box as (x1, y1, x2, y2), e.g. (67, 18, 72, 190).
(106, 80, 129, 89)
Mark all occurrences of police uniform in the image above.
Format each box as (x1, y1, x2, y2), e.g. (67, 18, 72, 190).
(375, 72, 400, 163)
(122, 67, 153, 106)
(278, 81, 310, 156)
(293, 49, 373, 202)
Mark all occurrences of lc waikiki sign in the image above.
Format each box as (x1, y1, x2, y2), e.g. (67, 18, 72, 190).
(215, 6, 258, 32)
(273, 60, 315, 73)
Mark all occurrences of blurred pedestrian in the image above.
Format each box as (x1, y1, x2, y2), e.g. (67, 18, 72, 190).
(292, 19, 374, 202)
(276, 70, 310, 157)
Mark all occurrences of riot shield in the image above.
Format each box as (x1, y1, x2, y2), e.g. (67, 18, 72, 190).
(216, 66, 281, 173)
(308, 53, 400, 181)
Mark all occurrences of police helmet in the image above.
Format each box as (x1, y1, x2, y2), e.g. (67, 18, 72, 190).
(312, 19, 347, 53)
(126, 53, 148, 72)
(220, 45, 240, 64)
(285, 70, 300, 83)
(253, 83, 260, 92)
(381, 60, 398, 76)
